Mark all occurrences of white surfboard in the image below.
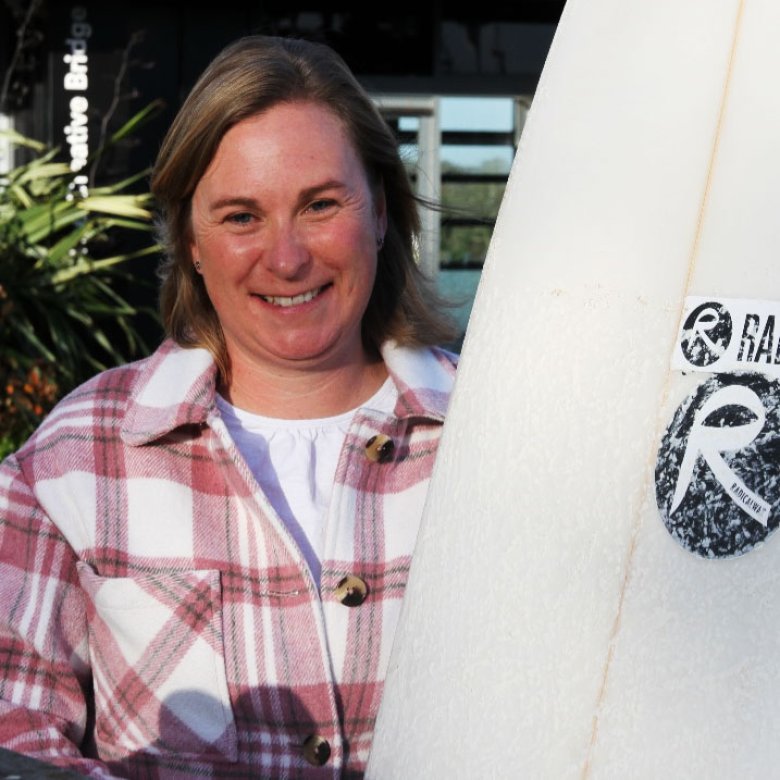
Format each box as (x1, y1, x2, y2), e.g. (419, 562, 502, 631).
(368, 0, 780, 777)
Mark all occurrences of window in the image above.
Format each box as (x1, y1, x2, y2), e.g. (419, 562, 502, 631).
(375, 94, 531, 349)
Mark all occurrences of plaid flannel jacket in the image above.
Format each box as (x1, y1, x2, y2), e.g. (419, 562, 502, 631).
(0, 339, 456, 779)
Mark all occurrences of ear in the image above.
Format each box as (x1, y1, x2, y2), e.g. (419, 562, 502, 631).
(374, 185, 388, 241)
(189, 237, 202, 273)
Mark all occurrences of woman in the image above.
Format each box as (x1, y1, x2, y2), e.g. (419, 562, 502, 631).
(0, 35, 457, 778)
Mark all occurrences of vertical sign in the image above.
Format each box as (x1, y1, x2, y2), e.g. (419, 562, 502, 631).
(61, 5, 91, 196)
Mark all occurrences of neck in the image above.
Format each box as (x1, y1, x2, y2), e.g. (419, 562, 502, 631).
(221, 351, 388, 419)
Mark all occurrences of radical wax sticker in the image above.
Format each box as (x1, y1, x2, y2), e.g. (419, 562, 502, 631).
(656, 373, 780, 558)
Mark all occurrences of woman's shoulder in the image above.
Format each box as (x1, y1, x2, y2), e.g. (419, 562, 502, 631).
(46, 347, 162, 418)
(382, 341, 457, 382)
(13, 341, 205, 459)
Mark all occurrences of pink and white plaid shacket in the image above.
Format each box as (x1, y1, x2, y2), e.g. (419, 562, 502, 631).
(0, 339, 456, 779)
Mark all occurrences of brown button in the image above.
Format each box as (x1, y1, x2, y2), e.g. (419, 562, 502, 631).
(335, 575, 369, 607)
(302, 734, 331, 766)
(365, 434, 394, 463)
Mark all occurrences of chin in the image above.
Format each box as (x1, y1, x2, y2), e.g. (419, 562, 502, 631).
(272, 331, 360, 364)
(270, 341, 339, 365)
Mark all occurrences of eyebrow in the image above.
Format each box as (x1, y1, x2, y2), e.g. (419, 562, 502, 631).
(208, 196, 257, 212)
(207, 180, 347, 213)
(298, 180, 345, 203)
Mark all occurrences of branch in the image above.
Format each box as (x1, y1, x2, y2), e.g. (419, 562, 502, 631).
(0, 0, 43, 113)
(88, 30, 145, 187)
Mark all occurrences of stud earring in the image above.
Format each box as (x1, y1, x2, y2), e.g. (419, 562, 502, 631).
(377, 235, 385, 251)
(194, 260, 202, 272)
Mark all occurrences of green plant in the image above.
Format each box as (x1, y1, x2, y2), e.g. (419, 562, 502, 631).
(0, 107, 161, 457)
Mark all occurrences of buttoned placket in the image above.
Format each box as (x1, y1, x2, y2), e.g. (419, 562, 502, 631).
(205, 409, 345, 773)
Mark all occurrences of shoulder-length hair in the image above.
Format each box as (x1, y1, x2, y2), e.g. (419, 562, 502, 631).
(151, 34, 457, 381)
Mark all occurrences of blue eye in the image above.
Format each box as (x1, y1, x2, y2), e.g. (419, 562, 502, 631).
(227, 212, 253, 224)
(309, 199, 334, 213)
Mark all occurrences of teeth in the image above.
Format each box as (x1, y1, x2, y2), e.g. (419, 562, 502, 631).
(261, 286, 322, 307)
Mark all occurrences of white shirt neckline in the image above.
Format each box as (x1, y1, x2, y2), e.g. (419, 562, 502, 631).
(216, 377, 397, 585)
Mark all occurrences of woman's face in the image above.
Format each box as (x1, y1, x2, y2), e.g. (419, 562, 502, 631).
(189, 101, 386, 379)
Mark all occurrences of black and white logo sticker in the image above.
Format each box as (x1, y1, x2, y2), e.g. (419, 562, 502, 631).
(672, 296, 780, 377)
(679, 301, 733, 368)
(655, 373, 780, 558)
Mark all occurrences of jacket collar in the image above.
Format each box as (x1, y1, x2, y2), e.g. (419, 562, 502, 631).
(380, 340, 455, 423)
(122, 339, 456, 446)
(121, 340, 217, 446)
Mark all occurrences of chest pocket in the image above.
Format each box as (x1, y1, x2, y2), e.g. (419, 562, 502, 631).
(76, 563, 237, 762)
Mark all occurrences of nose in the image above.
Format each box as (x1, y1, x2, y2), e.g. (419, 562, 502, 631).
(263, 222, 311, 279)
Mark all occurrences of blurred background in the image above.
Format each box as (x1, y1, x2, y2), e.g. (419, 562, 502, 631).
(0, 0, 564, 449)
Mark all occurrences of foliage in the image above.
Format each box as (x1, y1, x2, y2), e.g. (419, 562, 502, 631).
(440, 158, 507, 267)
(0, 107, 161, 457)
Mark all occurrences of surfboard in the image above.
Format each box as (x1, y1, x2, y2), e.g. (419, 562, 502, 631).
(367, 0, 780, 776)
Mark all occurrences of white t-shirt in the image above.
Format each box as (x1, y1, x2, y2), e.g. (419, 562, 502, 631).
(216, 378, 397, 584)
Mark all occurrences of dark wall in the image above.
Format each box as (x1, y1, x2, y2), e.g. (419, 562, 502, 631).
(42, 0, 564, 164)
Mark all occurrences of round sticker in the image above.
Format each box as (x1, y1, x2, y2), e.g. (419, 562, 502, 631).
(655, 373, 780, 558)
(679, 301, 733, 368)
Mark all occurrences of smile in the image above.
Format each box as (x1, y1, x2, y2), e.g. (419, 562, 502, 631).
(258, 285, 327, 307)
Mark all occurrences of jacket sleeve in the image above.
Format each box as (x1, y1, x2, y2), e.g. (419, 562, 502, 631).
(0, 453, 116, 778)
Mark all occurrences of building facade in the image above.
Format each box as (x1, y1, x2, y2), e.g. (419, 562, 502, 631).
(1, 0, 564, 348)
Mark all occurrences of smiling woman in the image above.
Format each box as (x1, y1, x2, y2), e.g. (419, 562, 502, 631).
(153, 36, 457, 385)
(187, 103, 387, 417)
(0, 34, 459, 779)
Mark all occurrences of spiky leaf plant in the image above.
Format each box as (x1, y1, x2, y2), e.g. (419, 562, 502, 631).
(0, 108, 161, 457)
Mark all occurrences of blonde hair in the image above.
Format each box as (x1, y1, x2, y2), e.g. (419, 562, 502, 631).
(151, 35, 456, 380)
